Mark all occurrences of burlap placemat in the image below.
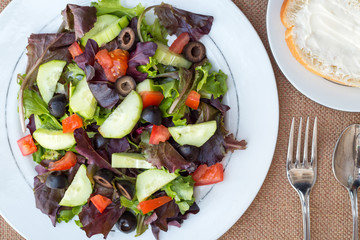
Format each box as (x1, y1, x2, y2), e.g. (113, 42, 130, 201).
(1, 0, 359, 239)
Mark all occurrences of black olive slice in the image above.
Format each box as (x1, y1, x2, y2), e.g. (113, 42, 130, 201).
(48, 94, 67, 118)
(115, 180, 135, 200)
(183, 41, 206, 63)
(141, 106, 162, 125)
(115, 76, 136, 97)
(45, 171, 68, 189)
(117, 27, 136, 51)
(116, 211, 137, 233)
(93, 169, 114, 188)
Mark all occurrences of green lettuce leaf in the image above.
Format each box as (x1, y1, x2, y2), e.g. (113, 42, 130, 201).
(195, 61, 212, 91)
(120, 196, 141, 215)
(23, 89, 62, 130)
(91, 0, 144, 18)
(136, 57, 159, 78)
(162, 175, 195, 214)
(200, 70, 228, 99)
(154, 80, 179, 99)
(65, 63, 85, 85)
(159, 98, 187, 126)
(57, 206, 83, 223)
(141, 18, 168, 45)
(93, 106, 112, 125)
(32, 144, 45, 164)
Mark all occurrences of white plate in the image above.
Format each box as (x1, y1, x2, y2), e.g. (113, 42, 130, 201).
(0, 0, 278, 239)
(267, 0, 360, 112)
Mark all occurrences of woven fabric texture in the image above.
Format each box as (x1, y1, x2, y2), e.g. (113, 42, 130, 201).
(1, 0, 359, 239)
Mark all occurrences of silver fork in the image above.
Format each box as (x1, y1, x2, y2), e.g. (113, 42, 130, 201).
(286, 117, 317, 240)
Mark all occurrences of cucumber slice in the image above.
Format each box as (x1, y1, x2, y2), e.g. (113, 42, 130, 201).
(36, 60, 67, 103)
(168, 120, 217, 147)
(99, 90, 142, 138)
(154, 43, 192, 69)
(69, 77, 97, 119)
(136, 169, 178, 202)
(33, 128, 76, 150)
(81, 15, 128, 47)
(112, 153, 154, 169)
(136, 79, 154, 93)
(59, 164, 92, 207)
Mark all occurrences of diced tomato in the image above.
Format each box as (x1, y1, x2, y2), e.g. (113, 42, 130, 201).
(17, 135, 37, 156)
(192, 163, 224, 186)
(90, 194, 112, 213)
(169, 32, 190, 54)
(68, 42, 83, 59)
(48, 151, 77, 171)
(149, 125, 171, 145)
(185, 90, 201, 110)
(140, 91, 164, 109)
(137, 196, 172, 214)
(95, 49, 129, 82)
(62, 114, 83, 133)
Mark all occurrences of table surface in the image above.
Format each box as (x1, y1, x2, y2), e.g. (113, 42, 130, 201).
(1, 0, 359, 239)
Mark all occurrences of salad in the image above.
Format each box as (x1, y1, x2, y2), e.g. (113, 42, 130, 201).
(16, 0, 247, 239)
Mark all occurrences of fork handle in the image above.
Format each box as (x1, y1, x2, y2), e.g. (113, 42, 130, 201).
(349, 188, 359, 240)
(299, 191, 311, 240)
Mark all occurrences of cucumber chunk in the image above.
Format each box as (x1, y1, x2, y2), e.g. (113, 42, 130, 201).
(36, 60, 67, 104)
(136, 79, 154, 93)
(99, 90, 142, 138)
(81, 15, 128, 47)
(154, 43, 192, 69)
(112, 153, 154, 169)
(59, 164, 92, 207)
(168, 120, 217, 147)
(33, 128, 76, 150)
(69, 77, 97, 119)
(136, 169, 178, 202)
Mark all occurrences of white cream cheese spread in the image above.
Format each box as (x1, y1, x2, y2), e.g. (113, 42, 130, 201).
(293, 0, 360, 82)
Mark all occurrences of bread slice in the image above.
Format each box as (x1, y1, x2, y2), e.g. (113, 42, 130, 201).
(280, 0, 360, 87)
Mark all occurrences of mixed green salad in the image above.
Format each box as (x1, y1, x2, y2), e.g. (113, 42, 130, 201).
(16, 0, 246, 239)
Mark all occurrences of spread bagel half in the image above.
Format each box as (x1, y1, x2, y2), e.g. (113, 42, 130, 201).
(281, 0, 360, 87)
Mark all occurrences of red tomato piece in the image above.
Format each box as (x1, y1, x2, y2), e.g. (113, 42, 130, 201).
(169, 32, 190, 54)
(140, 91, 164, 109)
(95, 49, 129, 82)
(137, 196, 172, 214)
(17, 135, 37, 156)
(192, 163, 224, 186)
(90, 194, 113, 213)
(185, 90, 201, 110)
(68, 42, 83, 59)
(48, 151, 77, 171)
(149, 125, 171, 145)
(62, 114, 83, 133)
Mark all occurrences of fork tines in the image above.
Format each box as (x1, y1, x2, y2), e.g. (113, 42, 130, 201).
(287, 117, 317, 168)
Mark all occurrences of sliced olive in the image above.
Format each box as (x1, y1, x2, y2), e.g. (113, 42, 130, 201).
(115, 76, 136, 97)
(116, 211, 137, 233)
(183, 41, 206, 63)
(117, 27, 136, 51)
(92, 133, 108, 150)
(94, 169, 114, 188)
(45, 171, 68, 189)
(115, 180, 135, 200)
(178, 145, 199, 162)
(141, 106, 162, 126)
(48, 94, 67, 118)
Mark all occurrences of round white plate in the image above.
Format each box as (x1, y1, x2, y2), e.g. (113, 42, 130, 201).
(0, 0, 278, 239)
(267, 0, 360, 112)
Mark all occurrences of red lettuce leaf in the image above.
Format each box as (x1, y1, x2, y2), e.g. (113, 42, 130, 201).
(224, 134, 247, 152)
(88, 82, 120, 109)
(126, 42, 157, 82)
(201, 97, 230, 115)
(153, 3, 213, 41)
(108, 138, 131, 157)
(150, 199, 179, 239)
(34, 177, 64, 226)
(79, 201, 125, 239)
(27, 114, 36, 135)
(142, 141, 195, 173)
(74, 128, 122, 176)
(25, 32, 75, 87)
(74, 39, 99, 70)
(61, 4, 97, 39)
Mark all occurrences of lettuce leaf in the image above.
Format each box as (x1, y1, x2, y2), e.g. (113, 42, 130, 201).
(153, 3, 213, 41)
(200, 70, 228, 99)
(141, 18, 168, 45)
(61, 4, 97, 39)
(57, 206, 83, 223)
(162, 175, 195, 214)
(91, 0, 144, 18)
